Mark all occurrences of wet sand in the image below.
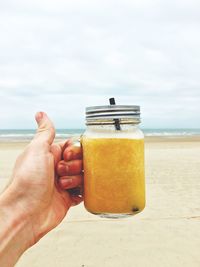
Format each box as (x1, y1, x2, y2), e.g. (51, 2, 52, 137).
(0, 137, 200, 267)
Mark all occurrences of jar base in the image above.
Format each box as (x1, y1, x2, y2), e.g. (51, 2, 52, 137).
(92, 212, 136, 219)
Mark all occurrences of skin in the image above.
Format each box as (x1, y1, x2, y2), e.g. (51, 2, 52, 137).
(0, 112, 83, 267)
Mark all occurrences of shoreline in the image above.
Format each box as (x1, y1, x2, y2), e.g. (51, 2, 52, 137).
(1, 135, 200, 144)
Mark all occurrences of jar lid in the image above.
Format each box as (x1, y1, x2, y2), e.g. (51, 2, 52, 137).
(85, 105, 141, 124)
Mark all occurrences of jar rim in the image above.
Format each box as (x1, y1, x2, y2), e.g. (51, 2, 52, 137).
(85, 105, 141, 124)
(86, 105, 140, 113)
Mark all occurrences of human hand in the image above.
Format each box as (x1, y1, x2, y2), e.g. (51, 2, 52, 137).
(6, 112, 83, 247)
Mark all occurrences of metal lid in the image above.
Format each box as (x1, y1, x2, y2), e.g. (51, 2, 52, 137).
(85, 105, 141, 125)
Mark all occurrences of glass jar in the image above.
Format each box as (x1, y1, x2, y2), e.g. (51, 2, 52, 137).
(82, 104, 145, 218)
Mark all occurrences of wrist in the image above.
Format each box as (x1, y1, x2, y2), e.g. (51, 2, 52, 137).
(0, 186, 35, 267)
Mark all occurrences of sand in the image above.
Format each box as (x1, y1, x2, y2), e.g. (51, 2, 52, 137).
(0, 137, 200, 267)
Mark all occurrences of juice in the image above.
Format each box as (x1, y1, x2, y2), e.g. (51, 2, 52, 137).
(82, 137, 145, 217)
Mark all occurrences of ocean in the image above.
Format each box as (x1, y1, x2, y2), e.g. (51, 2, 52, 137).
(0, 128, 200, 141)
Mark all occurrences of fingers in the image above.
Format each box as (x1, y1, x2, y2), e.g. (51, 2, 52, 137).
(55, 139, 84, 208)
(33, 112, 55, 146)
(56, 139, 73, 154)
(58, 175, 83, 189)
(57, 160, 83, 176)
(54, 139, 82, 162)
(63, 145, 82, 161)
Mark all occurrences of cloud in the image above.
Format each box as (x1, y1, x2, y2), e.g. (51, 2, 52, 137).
(0, 0, 200, 128)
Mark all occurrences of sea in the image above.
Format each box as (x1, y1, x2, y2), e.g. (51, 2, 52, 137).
(0, 128, 200, 142)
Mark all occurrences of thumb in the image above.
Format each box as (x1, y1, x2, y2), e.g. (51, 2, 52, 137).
(33, 111, 55, 145)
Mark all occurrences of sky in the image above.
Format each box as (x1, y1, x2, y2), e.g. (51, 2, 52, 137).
(0, 0, 200, 129)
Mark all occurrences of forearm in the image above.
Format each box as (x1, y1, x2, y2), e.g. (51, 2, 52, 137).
(0, 187, 33, 267)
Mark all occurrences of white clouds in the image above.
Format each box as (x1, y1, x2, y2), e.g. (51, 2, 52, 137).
(0, 0, 200, 128)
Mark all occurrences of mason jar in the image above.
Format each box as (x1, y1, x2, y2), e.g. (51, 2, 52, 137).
(81, 104, 145, 218)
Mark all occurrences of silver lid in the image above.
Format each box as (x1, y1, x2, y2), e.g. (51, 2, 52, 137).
(85, 105, 141, 125)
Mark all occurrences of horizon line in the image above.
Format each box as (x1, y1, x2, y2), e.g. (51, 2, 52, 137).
(1, 128, 200, 130)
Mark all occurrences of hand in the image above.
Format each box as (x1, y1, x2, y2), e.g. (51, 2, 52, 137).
(6, 112, 83, 246)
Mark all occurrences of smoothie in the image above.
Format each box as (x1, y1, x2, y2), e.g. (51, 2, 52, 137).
(82, 137, 145, 216)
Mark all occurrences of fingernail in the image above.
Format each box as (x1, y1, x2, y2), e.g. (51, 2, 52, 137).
(59, 164, 69, 174)
(62, 178, 73, 187)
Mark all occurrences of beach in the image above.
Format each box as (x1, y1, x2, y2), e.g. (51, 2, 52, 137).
(0, 137, 200, 267)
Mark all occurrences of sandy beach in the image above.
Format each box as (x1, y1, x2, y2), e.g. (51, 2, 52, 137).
(0, 137, 200, 267)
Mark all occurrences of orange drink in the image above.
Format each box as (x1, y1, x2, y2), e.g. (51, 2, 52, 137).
(82, 136, 145, 217)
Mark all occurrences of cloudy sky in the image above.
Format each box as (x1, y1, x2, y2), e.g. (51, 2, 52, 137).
(0, 0, 200, 129)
